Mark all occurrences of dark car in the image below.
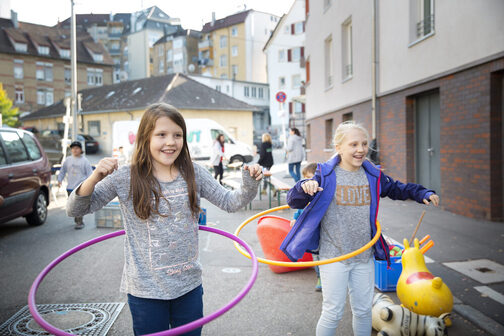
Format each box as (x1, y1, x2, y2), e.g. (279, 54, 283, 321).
(78, 134, 99, 154)
(0, 128, 51, 226)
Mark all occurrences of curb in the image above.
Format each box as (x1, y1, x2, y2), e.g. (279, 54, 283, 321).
(453, 302, 504, 336)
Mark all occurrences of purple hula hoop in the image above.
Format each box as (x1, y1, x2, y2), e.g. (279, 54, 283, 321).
(28, 226, 259, 336)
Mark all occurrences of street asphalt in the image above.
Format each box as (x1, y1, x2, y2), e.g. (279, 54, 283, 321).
(0, 149, 502, 335)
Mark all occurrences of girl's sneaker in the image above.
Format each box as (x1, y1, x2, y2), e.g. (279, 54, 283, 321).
(315, 278, 322, 292)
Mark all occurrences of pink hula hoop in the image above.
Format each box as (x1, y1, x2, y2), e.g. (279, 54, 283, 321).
(28, 226, 258, 336)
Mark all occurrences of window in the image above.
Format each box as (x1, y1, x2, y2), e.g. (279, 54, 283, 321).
(166, 49, 173, 62)
(59, 49, 70, 58)
(93, 53, 103, 62)
(342, 18, 353, 80)
(158, 45, 164, 56)
(324, 36, 333, 87)
(258, 87, 264, 99)
(15, 86, 24, 104)
(232, 65, 238, 76)
(411, 0, 435, 41)
(65, 90, 71, 97)
(22, 133, 42, 160)
(220, 73, 228, 79)
(38, 45, 50, 55)
(64, 67, 71, 85)
(46, 89, 54, 105)
(87, 68, 103, 86)
(36, 88, 53, 106)
(244, 86, 250, 97)
(284, 26, 290, 34)
(251, 87, 257, 98)
(279, 77, 286, 89)
(14, 42, 27, 53)
(278, 49, 286, 62)
(342, 112, 353, 122)
(215, 85, 221, 92)
(159, 59, 164, 73)
(325, 119, 333, 148)
(88, 120, 101, 137)
(220, 54, 227, 67)
(1, 131, 29, 163)
(293, 22, 304, 34)
(292, 74, 301, 89)
(173, 39, 183, 49)
(14, 59, 23, 79)
(290, 47, 302, 62)
(36, 62, 53, 82)
(220, 35, 227, 48)
(231, 45, 238, 57)
(231, 26, 238, 36)
(294, 102, 303, 113)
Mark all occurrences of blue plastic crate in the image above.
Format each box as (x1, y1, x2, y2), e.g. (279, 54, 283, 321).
(374, 255, 402, 292)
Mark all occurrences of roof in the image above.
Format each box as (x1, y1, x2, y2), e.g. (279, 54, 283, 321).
(0, 19, 114, 65)
(59, 14, 110, 28)
(263, 14, 286, 51)
(201, 10, 251, 34)
(21, 73, 258, 121)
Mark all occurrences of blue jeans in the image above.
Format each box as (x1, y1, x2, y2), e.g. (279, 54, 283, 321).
(127, 285, 203, 336)
(316, 258, 374, 336)
(288, 162, 301, 182)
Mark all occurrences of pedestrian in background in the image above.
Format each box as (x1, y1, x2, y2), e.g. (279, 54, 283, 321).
(258, 133, 274, 190)
(66, 103, 263, 336)
(282, 120, 439, 336)
(210, 133, 225, 184)
(286, 127, 304, 182)
(57, 141, 93, 229)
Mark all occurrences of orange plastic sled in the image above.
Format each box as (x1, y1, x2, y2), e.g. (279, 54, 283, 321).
(256, 215, 313, 273)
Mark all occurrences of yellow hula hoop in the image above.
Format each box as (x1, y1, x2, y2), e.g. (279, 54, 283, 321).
(233, 205, 381, 267)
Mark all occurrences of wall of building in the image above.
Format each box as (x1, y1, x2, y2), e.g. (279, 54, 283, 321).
(127, 30, 150, 79)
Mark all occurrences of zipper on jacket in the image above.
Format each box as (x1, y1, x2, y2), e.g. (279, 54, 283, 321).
(375, 171, 391, 267)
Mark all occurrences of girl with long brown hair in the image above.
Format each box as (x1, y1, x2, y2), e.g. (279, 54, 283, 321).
(67, 103, 263, 335)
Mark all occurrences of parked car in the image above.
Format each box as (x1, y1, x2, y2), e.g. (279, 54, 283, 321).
(0, 127, 51, 226)
(36, 130, 100, 165)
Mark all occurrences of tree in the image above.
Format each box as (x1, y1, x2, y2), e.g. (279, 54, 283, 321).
(0, 83, 20, 127)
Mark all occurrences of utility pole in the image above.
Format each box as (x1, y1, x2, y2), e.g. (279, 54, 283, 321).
(70, 0, 78, 142)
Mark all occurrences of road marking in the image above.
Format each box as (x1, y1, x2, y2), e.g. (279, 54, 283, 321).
(222, 268, 241, 273)
(474, 286, 504, 305)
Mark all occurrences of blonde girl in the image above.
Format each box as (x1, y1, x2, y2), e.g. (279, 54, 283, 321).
(281, 120, 439, 336)
(67, 103, 263, 336)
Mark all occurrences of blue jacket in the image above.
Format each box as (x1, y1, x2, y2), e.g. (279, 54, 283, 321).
(280, 155, 435, 266)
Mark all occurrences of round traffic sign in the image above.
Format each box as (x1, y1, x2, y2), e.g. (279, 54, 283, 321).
(276, 91, 287, 103)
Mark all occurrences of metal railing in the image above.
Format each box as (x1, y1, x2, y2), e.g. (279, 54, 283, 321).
(416, 14, 435, 38)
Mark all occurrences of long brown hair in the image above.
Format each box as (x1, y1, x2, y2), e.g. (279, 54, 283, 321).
(129, 103, 200, 219)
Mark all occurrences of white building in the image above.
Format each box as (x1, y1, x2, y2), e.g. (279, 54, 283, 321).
(263, 0, 306, 137)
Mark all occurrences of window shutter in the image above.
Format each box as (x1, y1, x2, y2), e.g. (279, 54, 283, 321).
(306, 60, 310, 83)
(302, 103, 306, 113)
(303, 21, 306, 32)
(287, 49, 292, 62)
(305, 0, 310, 16)
(289, 102, 293, 114)
(291, 24, 295, 34)
(300, 47, 304, 58)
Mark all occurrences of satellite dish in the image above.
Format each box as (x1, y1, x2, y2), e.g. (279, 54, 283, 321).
(188, 64, 195, 73)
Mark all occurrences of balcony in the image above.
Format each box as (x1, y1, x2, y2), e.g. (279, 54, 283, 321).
(198, 39, 213, 49)
(198, 58, 214, 67)
(108, 48, 121, 55)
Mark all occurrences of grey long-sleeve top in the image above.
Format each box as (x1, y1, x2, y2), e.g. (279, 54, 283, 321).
(67, 162, 259, 300)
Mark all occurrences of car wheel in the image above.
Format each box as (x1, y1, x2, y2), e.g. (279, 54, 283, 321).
(230, 155, 245, 163)
(26, 191, 48, 226)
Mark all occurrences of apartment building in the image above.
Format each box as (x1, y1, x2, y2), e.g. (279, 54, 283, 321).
(0, 15, 113, 116)
(199, 10, 279, 83)
(304, 0, 504, 220)
(264, 0, 306, 137)
(152, 29, 201, 76)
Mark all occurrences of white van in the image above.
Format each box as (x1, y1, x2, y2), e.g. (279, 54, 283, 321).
(185, 118, 253, 163)
(111, 119, 253, 163)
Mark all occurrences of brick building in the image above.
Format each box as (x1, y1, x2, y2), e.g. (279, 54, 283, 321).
(303, 0, 503, 221)
(0, 15, 113, 117)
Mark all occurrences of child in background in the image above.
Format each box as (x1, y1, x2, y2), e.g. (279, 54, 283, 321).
(58, 141, 93, 229)
(210, 133, 225, 184)
(281, 121, 439, 336)
(66, 103, 263, 336)
(258, 133, 274, 192)
(290, 162, 321, 291)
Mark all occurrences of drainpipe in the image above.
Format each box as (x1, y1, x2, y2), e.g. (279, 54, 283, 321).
(371, 0, 377, 140)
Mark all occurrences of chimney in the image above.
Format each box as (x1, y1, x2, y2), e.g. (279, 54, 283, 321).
(211, 12, 215, 26)
(11, 10, 18, 28)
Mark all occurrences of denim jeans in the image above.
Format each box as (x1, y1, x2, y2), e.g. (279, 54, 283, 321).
(127, 285, 203, 336)
(288, 162, 301, 182)
(316, 258, 374, 336)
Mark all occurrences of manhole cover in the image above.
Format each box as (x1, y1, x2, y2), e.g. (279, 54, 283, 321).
(442, 259, 504, 284)
(0, 302, 124, 336)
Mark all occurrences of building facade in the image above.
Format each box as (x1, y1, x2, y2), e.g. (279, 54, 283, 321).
(199, 10, 280, 83)
(0, 16, 113, 117)
(304, 0, 504, 221)
(264, 0, 307, 138)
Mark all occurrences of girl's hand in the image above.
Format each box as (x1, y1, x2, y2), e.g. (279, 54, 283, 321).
(92, 158, 118, 183)
(244, 164, 263, 180)
(423, 193, 440, 206)
(289, 219, 296, 227)
(302, 180, 323, 196)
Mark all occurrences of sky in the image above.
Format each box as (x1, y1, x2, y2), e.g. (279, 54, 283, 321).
(2, 0, 294, 30)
